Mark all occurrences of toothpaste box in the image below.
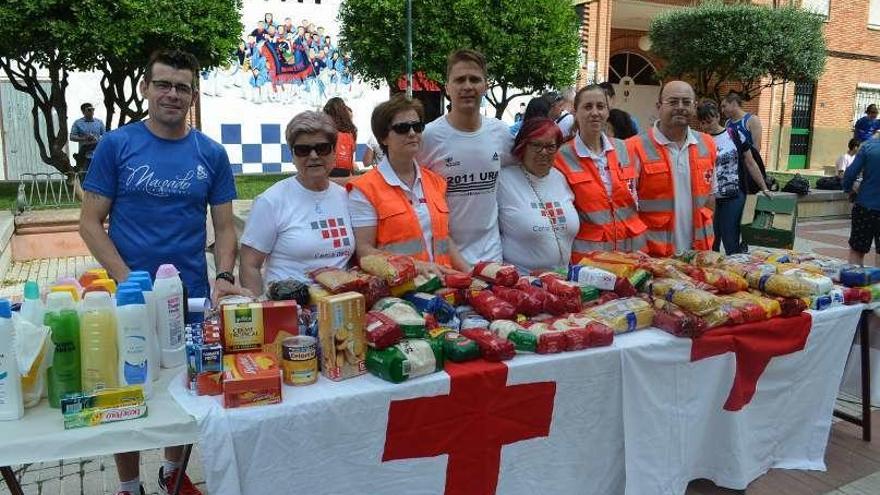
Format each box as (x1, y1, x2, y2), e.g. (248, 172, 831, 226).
(61, 386, 147, 429)
(222, 352, 282, 409)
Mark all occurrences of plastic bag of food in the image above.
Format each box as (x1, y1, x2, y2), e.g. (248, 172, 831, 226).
(512, 280, 568, 316)
(443, 272, 473, 289)
(428, 327, 480, 362)
(472, 261, 519, 286)
(365, 338, 444, 383)
(491, 286, 542, 316)
(266, 278, 310, 306)
(514, 321, 568, 353)
(460, 328, 516, 361)
(701, 268, 748, 294)
(717, 295, 768, 323)
(578, 258, 635, 278)
(840, 267, 880, 288)
(800, 258, 853, 282)
(650, 299, 707, 338)
(569, 265, 637, 297)
(310, 267, 367, 293)
(490, 320, 537, 353)
(586, 297, 654, 333)
(641, 261, 711, 290)
(580, 285, 601, 303)
(807, 287, 844, 311)
(365, 311, 404, 349)
(436, 287, 466, 307)
(843, 287, 872, 305)
(586, 321, 615, 347)
(649, 278, 721, 316)
(373, 297, 426, 338)
(780, 269, 834, 296)
(754, 291, 808, 317)
(692, 250, 726, 267)
(349, 271, 391, 308)
(360, 254, 417, 286)
(539, 274, 581, 300)
(746, 272, 816, 299)
(584, 251, 646, 267)
(413, 274, 443, 293)
(702, 308, 731, 328)
(728, 291, 781, 319)
(469, 290, 517, 321)
(404, 292, 457, 323)
(628, 269, 652, 292)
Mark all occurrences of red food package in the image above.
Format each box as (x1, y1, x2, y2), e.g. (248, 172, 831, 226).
(514, 281, 567, 316)
(359, 254, 417, 286)
(356, 272, 390, 308)
(364, 311, 403, 349)
(469, 290, 517, 321)
(843, 287, 872, 305)
(444, 272, 473, 289)
(491, 286, 542, 316)
(563, 327, 591, 351)
(540, 274, 581, 301)
(613, 278, 637, 297)
(702, 268, 749, 295)
(774, 296, 808, 317)
(472, 261, 519, 287)
(309, 267, 367, 293)
(587, 322, 614, 347)
(424, 314, 440, 331)
(436, 287, 466, 307)
(460, 328, 516, 361)
(652, 307, 707, 338)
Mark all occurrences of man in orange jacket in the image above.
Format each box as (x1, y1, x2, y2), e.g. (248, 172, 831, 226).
(626, 80, 717, 257)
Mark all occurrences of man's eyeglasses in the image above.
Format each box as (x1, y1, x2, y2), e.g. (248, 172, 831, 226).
(528, 142, 559, 154)
(662, 98, 693, 108)
(150, 80, 194, 96)
(292, 142, 333, 157)
(390, 121, 425, 135)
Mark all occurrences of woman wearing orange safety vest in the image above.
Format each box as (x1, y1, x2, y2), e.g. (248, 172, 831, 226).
(554, 84, 647, 262)
(347, 95, 470, 275)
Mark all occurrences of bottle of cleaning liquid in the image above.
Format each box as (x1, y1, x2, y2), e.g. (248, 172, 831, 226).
(153, 264, 186, 368)
(20, 281, 44, 327)
(79, 291, 118, 393)
(116, 288, 152, 398)
(121, 278, 160, 382)
(45, 292, 81, 408)
(0, 299, 24, 420)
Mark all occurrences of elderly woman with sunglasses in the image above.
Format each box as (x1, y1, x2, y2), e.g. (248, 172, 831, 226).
(239, 111, 355, 295)
(497, 117, 579, 274)
(348, 95, 469, 276)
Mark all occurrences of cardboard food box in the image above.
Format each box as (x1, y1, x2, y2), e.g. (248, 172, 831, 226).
(185, 324, 224, 396)
(318, 292, 367, 381)
(61, 386, 147, 429)
(220, 300, 299, 357)
(741, 193, 798, 249)
(222, 352, 282, 409)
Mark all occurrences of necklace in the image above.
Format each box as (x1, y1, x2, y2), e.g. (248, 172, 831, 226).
(522, 166, 566, 269)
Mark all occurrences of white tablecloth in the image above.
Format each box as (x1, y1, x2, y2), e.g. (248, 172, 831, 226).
(0, 366, 198, 467)
(170, 305, 863, 495)
(841, 305, 880, 406)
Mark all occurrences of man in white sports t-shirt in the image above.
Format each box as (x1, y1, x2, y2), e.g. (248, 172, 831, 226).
(416, 49, 513, 265)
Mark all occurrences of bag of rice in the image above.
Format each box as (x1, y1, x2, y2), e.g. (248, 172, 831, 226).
(472, 261, 519, 286)
(373, 297, 426, 338)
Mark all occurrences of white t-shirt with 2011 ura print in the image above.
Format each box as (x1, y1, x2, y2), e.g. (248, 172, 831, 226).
(240, 177, 355, 287)
(416, 115, 513, 265)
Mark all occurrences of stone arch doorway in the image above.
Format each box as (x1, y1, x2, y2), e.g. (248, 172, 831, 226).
(607, 51, 661, 131)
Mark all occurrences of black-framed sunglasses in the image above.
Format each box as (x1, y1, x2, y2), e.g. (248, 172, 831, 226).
(390, 121, 425, 135)
(292, 142, 333, 157)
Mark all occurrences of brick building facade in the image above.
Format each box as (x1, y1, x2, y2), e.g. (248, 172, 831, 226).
(573, 0, 880, 171)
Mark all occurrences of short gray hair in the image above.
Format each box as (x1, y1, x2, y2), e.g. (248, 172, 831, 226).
(284, 111, 338, 150)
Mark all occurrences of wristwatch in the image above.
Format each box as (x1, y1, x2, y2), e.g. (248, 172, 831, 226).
(216, 271, 235, 285)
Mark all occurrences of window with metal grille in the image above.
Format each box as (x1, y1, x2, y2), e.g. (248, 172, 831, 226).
(791, 81, 815, 129)
(854, 85, 880, 126)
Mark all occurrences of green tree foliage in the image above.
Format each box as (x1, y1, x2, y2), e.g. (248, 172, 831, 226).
(338, 0, 581, 118)
(649, 1, 826, 101)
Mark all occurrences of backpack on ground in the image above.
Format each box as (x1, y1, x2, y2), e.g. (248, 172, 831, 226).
(781, 174, 810, 195)
(815, 175, 842, 191)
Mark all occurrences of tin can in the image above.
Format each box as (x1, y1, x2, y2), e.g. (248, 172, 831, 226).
(282, 336, 318, 386)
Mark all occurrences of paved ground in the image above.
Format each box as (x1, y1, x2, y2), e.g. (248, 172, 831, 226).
(1, 217, 878, 494)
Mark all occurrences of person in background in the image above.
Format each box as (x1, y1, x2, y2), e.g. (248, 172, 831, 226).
(417, 49, 513, 265)
(696, 100, 769, 255)
(250, 21, 267, 41)
(721, 91, 763, 154)
(263, 12, 275, 29)
(70, 102, 105, 170)
(362, 134, 385, 167)
(239, 111, 355, 294)
(555, 85, 646, 259)
(509, 96, 551, 137)
(837, 138, 861, 177)
(514, 102, 526, 123)
(348, 95, 469, 275)
(498, 117, 577, 273)
(854, 104, 880, 143)
(555, 87, 576, 140)
(80, 49, 248, 495)
(606, 108, 638, 140)
(599, 81, 640, 134)
(323, 97, 356, 176)
(844, 137, 880, 266)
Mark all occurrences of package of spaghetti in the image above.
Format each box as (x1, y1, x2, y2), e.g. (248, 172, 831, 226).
(649, 278, 721, 316)
(460, 328, 516, 361)
(364, 311, 404, 349)
(642, 261, 711, 290)
(586, 297, 654, 333)
(584, 251, 646, 266)
(843, 287, 872, 305)
(578, 258, 636, 278)
(717, 295, 767, 323)
(779, 269, 833, 296)
(443, 272, 473, 289)
(721, 261, 777, 280)
(473, 261, 519, 286)
(840, 266, 880, 287)
(650, 299, 707, 338)
(360, 254, 417, 286)
(701, 267, 749, 294)
(469, 290, 517, 321)
(491, 286, 542, 316)
(310, 267, 367, 294)
(727, 291, 781, 319)
(746, 272, 816, 299)
(372, 297, 426, 338)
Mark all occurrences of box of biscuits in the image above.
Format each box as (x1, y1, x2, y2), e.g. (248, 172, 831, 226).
(318, 292, 367, 381)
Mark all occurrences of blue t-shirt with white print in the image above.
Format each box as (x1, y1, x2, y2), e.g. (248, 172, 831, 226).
(83, 121, 236, 298)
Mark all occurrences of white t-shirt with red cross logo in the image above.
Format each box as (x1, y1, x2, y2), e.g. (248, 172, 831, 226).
(241, 176, 355, 286)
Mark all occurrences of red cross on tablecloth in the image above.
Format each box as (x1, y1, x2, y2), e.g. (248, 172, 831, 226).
(382, 360, 557, 495)
(690, 312, 812, 411)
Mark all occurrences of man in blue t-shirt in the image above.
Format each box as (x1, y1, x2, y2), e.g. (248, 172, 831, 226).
(854, 104, 880, 143)
(844, 138, 880, 267)
(69, 102, 105, 168)
(80, 49, 249, 495)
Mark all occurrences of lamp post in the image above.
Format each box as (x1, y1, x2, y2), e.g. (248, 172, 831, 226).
(406, 0, 413, 99)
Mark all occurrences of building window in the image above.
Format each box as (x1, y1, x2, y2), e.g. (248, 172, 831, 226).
(854, 85, 880, 126)
(871, 0, 880, 27)
(802, 0, 829, 18)
(608, 52, 659, 86)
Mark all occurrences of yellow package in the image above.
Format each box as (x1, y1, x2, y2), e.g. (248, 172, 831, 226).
(746, 271, 816, 299)
(318, 292, 367, 381)
(586, 297, 654, 333)
(650, 278, 721, 316)
(308, 284, 332, 306)
(578, 258, 635, 278)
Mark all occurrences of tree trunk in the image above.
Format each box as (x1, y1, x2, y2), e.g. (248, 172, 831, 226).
(99, 61, 148, 130)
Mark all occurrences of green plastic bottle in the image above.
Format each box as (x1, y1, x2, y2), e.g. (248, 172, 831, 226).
(45, 292, 81, 408)
(366, 339, 443, 383)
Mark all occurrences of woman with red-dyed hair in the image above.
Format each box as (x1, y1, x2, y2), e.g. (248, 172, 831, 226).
(497, 117, 579, 273)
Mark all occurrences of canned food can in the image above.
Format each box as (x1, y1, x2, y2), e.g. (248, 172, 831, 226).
(282, 336, 318, 386)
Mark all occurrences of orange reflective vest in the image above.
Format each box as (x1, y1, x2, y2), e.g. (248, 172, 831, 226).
(626, 128, 717, 257)
(554, 137, 647, 261)
(347, 165, 452, 267)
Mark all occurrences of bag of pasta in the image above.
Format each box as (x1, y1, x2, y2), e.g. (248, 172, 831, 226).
(350, 270, 391, 308)
(473, 261, 519, 286)
(443, 272, 473, 289)
(360, 254, 417, 286)
(746, 272, 816, 299)
(728, 291, 781, 319)
(650, 299, 708, 338)
(649, 278, 721, 316)
(717, 295, 768, 323)
(701, 267, 748, 294)
(747, 289, 807, 317)
(542, 318, 614, 349)
(585, 297, 654, 333)
(779, 269, 833, 296)
(578, 258, 636, 278)
(469, 290, 517, 321)
(513, 279, 572, 316)
(310, 267, 367, 293)
(691, 250, 726, 267)
(584, 251, 646, 267)
(491, 286, 543, 316)
(460, 328, 516, 361)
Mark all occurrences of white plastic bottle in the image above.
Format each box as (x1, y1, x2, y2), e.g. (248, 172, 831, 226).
(0, 299, 24, 420)
(153, 264, 186, 368)
(79, 291, 119, 392)
(127, 275, 162, 379)
(115, 288, 153, 398)
(20, 281, 44, 327)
